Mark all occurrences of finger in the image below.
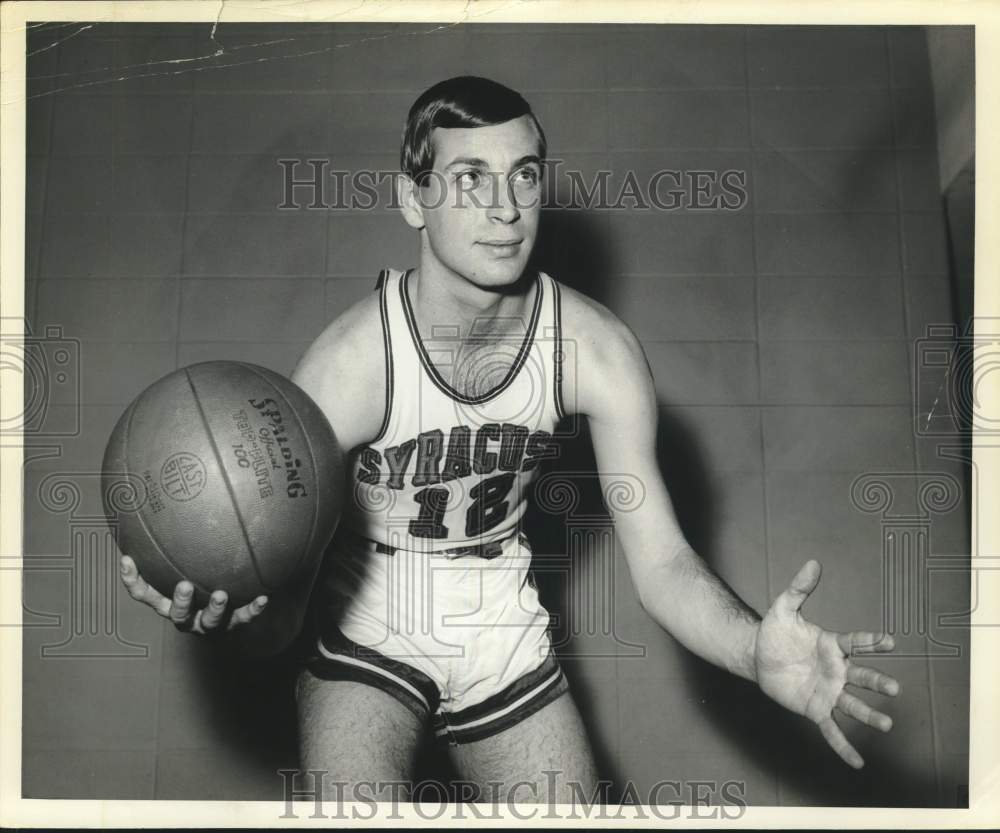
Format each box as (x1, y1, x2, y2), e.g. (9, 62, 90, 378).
(846, 663, 901, 697)
(775, 559, 822, 614)
(227, 595, 268, 630)
(199, 590, 229, 631)
(837, 631, 895, 656)
(119, 556, 172, 617)
(837, 690, 893, 732)
(818, 716, 864, 769)
(169, 581, 196, 626)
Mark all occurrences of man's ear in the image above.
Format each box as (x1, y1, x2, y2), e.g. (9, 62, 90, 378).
(397, 174, 425, 230)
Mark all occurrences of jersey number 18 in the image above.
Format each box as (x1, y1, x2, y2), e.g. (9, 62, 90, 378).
(408, 473, 516, 539)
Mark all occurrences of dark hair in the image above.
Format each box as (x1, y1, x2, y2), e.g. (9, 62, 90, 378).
(400, 76, 547, 184)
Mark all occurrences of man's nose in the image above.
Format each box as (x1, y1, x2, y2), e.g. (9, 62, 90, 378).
(486, 174, 520, 223)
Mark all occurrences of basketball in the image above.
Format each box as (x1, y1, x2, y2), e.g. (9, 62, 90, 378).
(102, 361, 344, 609)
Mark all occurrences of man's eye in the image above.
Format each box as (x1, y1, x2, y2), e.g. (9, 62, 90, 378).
(456, 170, 482, 187)
(513, 168, 539, 186)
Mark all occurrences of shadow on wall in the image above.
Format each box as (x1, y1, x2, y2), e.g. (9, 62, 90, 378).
(527, 207, 620, 792)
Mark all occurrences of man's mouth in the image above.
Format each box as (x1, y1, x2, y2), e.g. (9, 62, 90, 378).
(479, 239, 523, 256)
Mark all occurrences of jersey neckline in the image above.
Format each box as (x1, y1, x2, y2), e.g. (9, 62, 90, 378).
(398, 268, 544, 406)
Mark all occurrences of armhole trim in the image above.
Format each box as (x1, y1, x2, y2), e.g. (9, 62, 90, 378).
(372, 271, 393, 443)
(552, 279, 566, 421)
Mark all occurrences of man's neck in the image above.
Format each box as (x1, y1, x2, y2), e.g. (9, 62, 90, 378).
(408, 260, 536, 343)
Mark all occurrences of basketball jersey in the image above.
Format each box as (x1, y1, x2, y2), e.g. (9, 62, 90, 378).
(343, 267, 566, 552)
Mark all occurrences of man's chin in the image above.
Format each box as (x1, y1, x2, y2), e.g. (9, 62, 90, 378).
(472, 257, 533, 288)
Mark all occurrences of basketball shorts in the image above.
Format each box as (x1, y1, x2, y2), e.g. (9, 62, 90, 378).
(299, 530, 569, 745)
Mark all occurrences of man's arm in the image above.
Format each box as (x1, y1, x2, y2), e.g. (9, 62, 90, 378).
(568, 296, 760, 680)
(121, 292, 386, 658)
(563, 287, 899, 767)
(226, 293, 387, 656)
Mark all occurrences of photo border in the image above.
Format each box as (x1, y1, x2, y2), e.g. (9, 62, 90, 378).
(2, 0, 996, 826)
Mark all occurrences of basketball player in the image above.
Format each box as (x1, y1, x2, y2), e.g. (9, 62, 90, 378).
(120, 76, 899, 804)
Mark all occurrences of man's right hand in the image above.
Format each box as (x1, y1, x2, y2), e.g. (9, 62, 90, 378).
(119, 555, 269, 636)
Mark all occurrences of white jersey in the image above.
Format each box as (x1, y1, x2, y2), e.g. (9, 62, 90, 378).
(344, 267, 565, 552)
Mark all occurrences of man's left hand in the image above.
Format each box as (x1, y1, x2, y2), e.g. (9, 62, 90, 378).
(754, 559, 900, 769)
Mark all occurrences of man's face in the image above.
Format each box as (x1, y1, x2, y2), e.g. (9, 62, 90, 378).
(416, 115, 543, 290)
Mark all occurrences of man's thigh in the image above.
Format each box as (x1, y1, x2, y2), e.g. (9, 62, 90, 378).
(296, 669, 426, 799)
(447, 691, 599, 804)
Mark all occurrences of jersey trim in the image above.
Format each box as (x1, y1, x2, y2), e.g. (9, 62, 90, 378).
(552, 279, 566, 421)
(372, 269, 393, 444)
(399, 268, 544, 406)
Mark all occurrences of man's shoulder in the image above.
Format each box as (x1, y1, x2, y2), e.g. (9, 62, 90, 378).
(290, 289, 387, 431)
(294, 290, 383, 380)
(552, 279, 651, 419)
(554, 280, 644, 367)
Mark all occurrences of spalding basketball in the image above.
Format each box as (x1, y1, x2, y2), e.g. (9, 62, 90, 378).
(102, 361, 344, 609)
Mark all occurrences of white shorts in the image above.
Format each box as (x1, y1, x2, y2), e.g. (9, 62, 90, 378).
(300, 531, 569, 745)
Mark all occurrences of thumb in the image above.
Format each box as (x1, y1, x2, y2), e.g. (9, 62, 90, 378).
(775, 559, 822, 614)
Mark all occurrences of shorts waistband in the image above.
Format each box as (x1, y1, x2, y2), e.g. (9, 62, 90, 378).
(341, 529, 525, 560)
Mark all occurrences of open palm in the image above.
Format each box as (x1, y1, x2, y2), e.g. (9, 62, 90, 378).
(755, 560, 900, 769)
